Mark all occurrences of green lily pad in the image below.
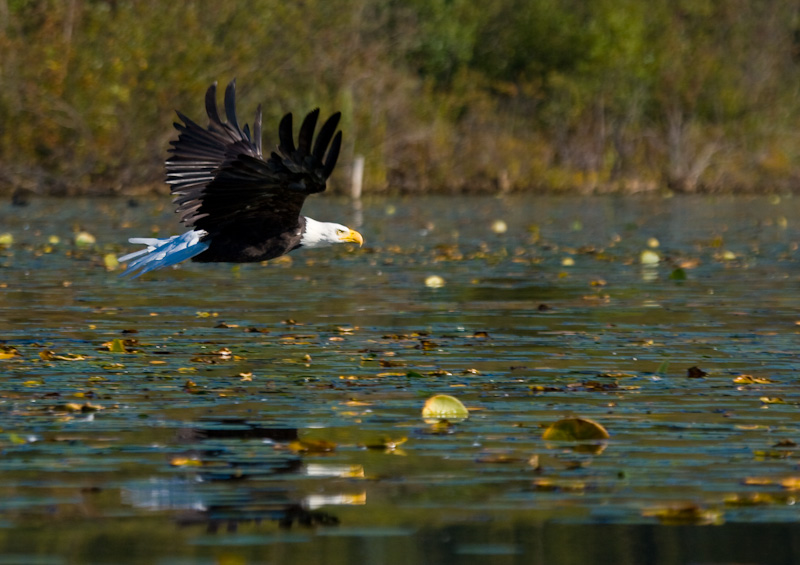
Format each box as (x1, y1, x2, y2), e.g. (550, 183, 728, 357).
(422, 394, 469, 421)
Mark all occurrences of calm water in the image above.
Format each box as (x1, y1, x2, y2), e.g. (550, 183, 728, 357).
(1, 194, 800, 564)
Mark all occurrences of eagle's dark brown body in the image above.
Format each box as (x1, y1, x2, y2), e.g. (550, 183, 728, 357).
(193, 216, 305, 263)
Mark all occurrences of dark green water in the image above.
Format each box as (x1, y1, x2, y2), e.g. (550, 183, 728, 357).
(1, 194, 800, 564)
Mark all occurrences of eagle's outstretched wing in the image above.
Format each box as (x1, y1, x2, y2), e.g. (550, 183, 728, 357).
(166, 80, 342, 234)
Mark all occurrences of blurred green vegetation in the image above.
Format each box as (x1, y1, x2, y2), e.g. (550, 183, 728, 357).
(1, 0, 799, 194)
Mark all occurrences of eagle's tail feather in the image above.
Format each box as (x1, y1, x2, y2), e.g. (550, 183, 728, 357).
(119, 230, 210, 278)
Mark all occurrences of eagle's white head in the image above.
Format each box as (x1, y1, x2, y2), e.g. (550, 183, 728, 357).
(301, 217, 364, 249)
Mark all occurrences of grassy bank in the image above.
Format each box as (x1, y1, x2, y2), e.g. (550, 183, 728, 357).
(1, 0, 799, 195)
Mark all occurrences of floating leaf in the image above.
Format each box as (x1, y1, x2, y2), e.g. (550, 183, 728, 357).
(476, 452, 523, 464)
(0, 233, 13, 246)
(669, 268, 687, 280)
(687, 366, 707, 378)
(425, 275, 445, 288)
(597, 372, 636, 379)
(780, 477, 800, 490)
(642, 504, 723, 525)
(106, 339, 128, 353)
(74, 231, 96, 247)
(0, 346, 21, 360)
(7, 433, 28, 445)
(491, 220, 508, 234)
(55, 402, 103, 413)
(422, 394, 469, 421)
(103, 253, 119, 271)
(724, 493, 784, 507)
(773, 439, 797, 448)
(532, 477, 587, 493)
(39, 350, 87, 361)
(288, 439, 337, 453)
(733, 374, 774, 385)
(542, 417, 609, 441)
(760, 397, 786, 404)
(640, 250, 660, 264)
(170, 457, 203, 467)
(362, 436, 407, 451)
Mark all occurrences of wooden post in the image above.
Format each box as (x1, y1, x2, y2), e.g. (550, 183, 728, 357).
(351, 155, 364, 200)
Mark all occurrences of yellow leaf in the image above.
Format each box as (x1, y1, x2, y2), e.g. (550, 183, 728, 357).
(760, 397, 785, 404)
(288, 439, 337, 453)
(39, 351, 87, 361)
(531, 478, 587, 493)
(733, 375, 774, 384)
(725, 493, 781, 506)
(642, 504, 723, 525)
(170, 457, 202, 467)
(55, 403, 85, 412)
(0, 345, 20, 359)
(103, 253, 119, 271)
(780, 477, 800, 490)
(742, 477, 773, 486)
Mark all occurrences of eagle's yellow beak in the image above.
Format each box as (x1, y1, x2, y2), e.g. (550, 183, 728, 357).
(341, 229, 364, 247)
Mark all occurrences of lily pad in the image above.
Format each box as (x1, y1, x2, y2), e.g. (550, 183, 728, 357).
(640, 250, 660, 264)
(74, 231, 96, 247)
(542, 417, 610, 441)
(422, 394, 469, 421)
(425, 275, 445, 288)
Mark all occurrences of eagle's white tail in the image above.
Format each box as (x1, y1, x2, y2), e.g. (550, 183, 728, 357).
(118, 230, 210, 278)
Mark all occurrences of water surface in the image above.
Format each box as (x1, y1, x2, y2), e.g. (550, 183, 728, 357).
(1, 194, 800, 564)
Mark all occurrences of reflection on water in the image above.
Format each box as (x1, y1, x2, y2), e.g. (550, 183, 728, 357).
(1, 194, 800, 563)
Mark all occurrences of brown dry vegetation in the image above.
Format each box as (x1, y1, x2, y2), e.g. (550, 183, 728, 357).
(1, 0, 800, 195)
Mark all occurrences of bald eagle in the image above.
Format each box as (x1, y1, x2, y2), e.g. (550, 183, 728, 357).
(119, 80, 363, 277)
